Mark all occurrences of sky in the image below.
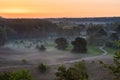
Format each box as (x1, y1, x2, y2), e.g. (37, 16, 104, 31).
(0, 0, 120, 18)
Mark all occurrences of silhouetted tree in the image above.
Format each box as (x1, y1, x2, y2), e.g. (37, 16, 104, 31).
(71, 37, 87, 53)
(55, 38, 68, 50)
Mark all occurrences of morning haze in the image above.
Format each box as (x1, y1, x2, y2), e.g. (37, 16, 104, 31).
(0, 0, 120, 80)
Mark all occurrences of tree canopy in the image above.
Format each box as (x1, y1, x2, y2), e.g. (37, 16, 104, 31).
(71, 37, 87, 53)
(55, 37, 68, 50)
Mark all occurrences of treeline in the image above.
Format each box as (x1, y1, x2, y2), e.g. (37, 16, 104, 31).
(0, 19, 57, 39)
(47, 17, 120, 23)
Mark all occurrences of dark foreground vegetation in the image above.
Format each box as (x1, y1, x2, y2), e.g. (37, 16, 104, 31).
(0, 69, 33, 80)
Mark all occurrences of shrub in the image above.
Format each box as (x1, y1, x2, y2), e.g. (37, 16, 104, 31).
(37, 63, 48, 73)
(55, 61, 88, 80)
(39, 45, 46, 51)
(0, 72, 11, 80)
(36, 45, 46, 51)
(21, 59, 28, 64)
(0, 69, 34, 80)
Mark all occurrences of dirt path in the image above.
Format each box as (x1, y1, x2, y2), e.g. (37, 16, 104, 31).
(49, 45, 108, 65)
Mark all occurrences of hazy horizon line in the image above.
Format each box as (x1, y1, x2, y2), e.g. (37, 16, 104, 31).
(1, 16, 120, 19)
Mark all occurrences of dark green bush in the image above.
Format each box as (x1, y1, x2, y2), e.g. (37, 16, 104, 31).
(37, 63, 48, 73)
(55, 61, 88, 80)
(36, 45, 46, 51)
(0, 69, 34, 80)
(21, 59, 28, 64)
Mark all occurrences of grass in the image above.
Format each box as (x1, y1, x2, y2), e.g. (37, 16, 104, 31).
(104, 47, 118, 55)
(87, 45, 103, 56)
(47, 42, 57, 47)
(66, 43, 73, 50)
(66, 44, 103, 56)
(47, 42, 103, 56)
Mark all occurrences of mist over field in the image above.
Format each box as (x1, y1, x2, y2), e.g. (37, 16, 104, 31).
(0, 17, 120, 80)
(0, 0, 120, 79)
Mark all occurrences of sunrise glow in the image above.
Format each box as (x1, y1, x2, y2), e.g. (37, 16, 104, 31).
(0, 0, 120, 18)
(0, 8, 30, 14)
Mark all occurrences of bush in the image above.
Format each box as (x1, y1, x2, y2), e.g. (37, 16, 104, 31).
(39, 45, 46, 51)
(0, 69, 34, 80)
(0, 72, 11, 80)
(37, 63, 48, 73)
(55, 61, 88, 80)
(21, 59, 28, 64)
(36, 45, 46, 51)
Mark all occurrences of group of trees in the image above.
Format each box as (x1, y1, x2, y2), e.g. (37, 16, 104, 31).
(56, 25, 83, 38)
(87, 24, 107, 46)
(0, 19, 57, 39)
(55, 37, 87, 53)
(0, 26, 6, 46)
(86, 23, 120, 49)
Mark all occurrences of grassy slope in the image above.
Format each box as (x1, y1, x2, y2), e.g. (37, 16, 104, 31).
(105, 47, 119, 55)
(47, 42, 103, 56)
(87, 45, 103, 56)
(38, 41, 119, 56)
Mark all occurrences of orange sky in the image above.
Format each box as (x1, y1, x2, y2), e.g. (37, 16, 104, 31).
(0, 0, 120, 18)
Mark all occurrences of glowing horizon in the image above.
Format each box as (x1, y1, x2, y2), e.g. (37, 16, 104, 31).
(0, 0, 120, 18)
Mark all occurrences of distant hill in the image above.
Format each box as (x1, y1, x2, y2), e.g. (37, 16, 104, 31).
(46, 17, 120, 23)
